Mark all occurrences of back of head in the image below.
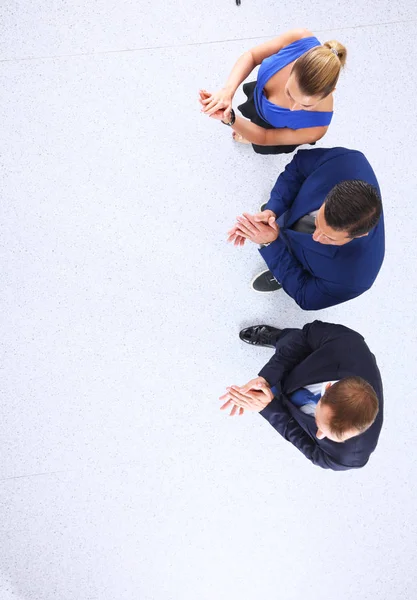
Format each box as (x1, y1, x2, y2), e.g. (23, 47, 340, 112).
(321, 377, 379, 440)
(324, 179, 382, 237)
(292, 40, 347, 98)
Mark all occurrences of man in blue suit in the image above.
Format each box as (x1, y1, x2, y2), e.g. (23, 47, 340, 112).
(229, 148, 385, 310)
(219, 321, 383, 471)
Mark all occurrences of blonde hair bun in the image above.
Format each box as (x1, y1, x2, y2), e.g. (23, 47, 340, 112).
(292, 39, 347, 98)
(323, 40, 347, 68)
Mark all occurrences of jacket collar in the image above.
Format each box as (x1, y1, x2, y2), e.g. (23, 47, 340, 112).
(283, 367, 342, 395)
(282, 228, 339, 258)
(278, 207, 340, 258)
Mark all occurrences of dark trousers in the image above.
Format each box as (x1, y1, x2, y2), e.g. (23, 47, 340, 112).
(237, 81, 315, 156)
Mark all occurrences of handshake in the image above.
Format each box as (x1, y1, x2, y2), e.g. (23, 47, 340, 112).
(228, 209, 279, 247)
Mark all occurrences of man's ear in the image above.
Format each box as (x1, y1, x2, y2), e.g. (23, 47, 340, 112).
(325, 382, 332, 390)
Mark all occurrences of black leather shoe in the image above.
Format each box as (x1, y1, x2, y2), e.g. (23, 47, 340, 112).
(239, 325, 282, 348)
(251, 270, 282, 293)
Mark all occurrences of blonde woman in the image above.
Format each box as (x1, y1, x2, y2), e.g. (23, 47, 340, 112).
(199, 29, 346, 154)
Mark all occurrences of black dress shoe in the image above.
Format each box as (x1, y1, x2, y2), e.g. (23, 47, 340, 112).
(239, 325, 282, 348)
(251, 270, 282, 293)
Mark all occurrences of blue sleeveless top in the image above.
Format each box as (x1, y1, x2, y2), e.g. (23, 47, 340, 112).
(254, 36, 333, 129)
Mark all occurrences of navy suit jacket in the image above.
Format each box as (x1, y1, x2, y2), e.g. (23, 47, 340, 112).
(258, 321, 384, 471)
(260, 148, 385, 310)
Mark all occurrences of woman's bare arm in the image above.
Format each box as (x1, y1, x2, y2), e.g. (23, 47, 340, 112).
(248, 28, 313, 67)
(231, 115, 328, 146)
(202, 29, 313, 117)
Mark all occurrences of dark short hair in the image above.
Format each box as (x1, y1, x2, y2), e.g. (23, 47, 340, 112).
(321, 376, 379, 440)
(324, 180, 382, 238)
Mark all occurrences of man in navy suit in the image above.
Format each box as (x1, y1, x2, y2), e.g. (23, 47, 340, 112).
(228, 148, 385, 310)
(219, 321, 383, 471)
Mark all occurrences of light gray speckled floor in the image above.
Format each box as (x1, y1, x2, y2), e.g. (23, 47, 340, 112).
(1, 2, 417, 599)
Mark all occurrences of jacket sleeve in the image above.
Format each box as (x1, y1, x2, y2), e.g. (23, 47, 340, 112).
(265, 149, 327, 217)
(258, 328, 312, 387)
(302, 320, 362, 349)
(259, 237, 363, 310)
(259, 396, 357, 471)
(259, 321, 358, 386)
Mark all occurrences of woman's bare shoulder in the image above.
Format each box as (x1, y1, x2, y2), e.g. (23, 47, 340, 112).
(314, 93, 334, 113)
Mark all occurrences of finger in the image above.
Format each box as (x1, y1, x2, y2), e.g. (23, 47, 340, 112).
(253, 211, 272, 223)
(260, 388, 274, 401)
(240, 380, 255, 393)
(228, 231, 247, 244)
(223, 106, 231, 120)
(203, 102, 217, 113)
(240, 379, 267, 393)
(227, 397, 247, 409)
(202, 98, 219, 112)
(237, 215, 259, 235)
(227, 386, 252, 402)
(231, 386, 262, 402)
(238, 407, 245, 416)
(209, 112, 226, 121)
(201, 101, 217, 113)
(235, 219, 255, 236)
(205, 103, 224, 116)
(234, 228, 251, 239)
(219, 390, 236, 402)
(242, 212, 264, 231)
(230, 405, 238, 417)
(220, 399, 234, 411)
(240, 217, 265, 235)
(240, 389, 262, 400)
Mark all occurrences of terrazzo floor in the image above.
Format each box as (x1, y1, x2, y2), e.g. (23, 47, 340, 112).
(1, 2, 417, 599)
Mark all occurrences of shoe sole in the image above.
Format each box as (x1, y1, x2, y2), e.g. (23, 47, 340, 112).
(250, 270, 282, 293)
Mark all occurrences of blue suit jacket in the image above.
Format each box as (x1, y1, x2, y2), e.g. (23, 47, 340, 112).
(260, 148, 385, 310)
(258, 321, 384, 471)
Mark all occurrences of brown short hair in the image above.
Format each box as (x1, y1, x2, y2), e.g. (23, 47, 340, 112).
(291, 40, 347, 99)
(324, 179, 382, 238)
(321, 377, 379, 440)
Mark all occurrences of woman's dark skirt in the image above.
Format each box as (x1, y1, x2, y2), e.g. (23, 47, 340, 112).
(237, 81, 314, 155)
